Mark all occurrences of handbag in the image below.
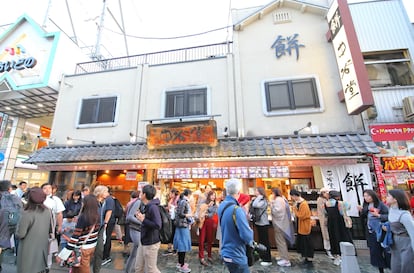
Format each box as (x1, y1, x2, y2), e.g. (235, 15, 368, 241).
(48, 210, 59, 254)
(59, 224, 96, 267)
(339, 201, 352, 228)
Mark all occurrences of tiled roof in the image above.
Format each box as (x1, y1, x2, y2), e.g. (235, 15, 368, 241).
(24, 133, 379, 164)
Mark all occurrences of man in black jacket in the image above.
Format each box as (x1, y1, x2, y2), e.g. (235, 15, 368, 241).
(134, 184, 162, 273)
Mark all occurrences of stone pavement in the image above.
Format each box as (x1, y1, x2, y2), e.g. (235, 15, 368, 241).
(1, 241, 389, 273)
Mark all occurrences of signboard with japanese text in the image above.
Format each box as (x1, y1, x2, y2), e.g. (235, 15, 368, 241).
(370, 124, 414, 142)
(320, 164, 373, 217)
(327, 0, 374, 115)
(146, 120, 217, 149)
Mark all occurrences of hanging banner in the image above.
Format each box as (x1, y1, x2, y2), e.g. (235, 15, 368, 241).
(371, 155, 387, 202)
(320, 164, 372, 217)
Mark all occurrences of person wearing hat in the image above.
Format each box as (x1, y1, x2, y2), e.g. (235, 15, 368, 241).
(0, 180, 22, 272)
(316, 187, 334, 259)
(16, 187, 52, 273)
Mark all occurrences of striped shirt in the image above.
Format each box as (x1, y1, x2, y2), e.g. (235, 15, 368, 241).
(67, 215, 100, 250)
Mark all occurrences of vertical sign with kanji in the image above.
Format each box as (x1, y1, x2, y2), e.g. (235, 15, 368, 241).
(327, 0, 374, 115)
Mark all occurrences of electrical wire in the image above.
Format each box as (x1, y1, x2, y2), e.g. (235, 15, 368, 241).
(101, 24, 232, 40)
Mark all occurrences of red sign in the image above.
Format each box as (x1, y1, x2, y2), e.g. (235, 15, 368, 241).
(371, 155, 387, 202)
(369, 123, 414, 142)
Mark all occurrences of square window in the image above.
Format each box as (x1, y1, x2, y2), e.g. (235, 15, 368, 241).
(77, 96, 118, 128)
(263, 77, 321, 115)
(165, 88, 207, 117)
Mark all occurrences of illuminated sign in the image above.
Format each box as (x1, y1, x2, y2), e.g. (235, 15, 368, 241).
(146, 120, 217, 149)
(327, 0, 374, 115)
(369, 123, 414, 142)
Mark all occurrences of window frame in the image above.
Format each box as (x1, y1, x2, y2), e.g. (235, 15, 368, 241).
(363, 49, 414, 88)
(261, 75, 324, 116)
(76, 94, 120, 129)
(163, 86, 210, 118)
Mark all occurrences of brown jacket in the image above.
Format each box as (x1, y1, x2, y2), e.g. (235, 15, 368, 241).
(293, 200, 311, 235)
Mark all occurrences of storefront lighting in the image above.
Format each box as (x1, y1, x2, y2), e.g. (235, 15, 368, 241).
(105, 170, 110, 174)
(129, 132, 146, 143)
(293, 122, 312, 135)
(66, 136, 96, 145)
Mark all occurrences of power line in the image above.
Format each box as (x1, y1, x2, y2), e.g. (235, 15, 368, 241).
(102, 25, 232, 40)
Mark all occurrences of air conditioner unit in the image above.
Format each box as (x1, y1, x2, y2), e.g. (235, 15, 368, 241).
(402, 96, 414, 121)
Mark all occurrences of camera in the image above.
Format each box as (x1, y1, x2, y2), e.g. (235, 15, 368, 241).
(251, 241, 267, 252)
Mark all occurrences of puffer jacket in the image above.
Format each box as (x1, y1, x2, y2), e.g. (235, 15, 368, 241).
(175, 198, 191, 228)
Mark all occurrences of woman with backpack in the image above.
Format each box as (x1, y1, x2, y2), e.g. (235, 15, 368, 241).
(173, 189, 193, 273)
(251, 187, 272, 266)
(386, 189, 414, 273)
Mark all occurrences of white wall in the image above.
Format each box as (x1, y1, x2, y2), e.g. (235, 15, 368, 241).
(233, 5, 363, 136)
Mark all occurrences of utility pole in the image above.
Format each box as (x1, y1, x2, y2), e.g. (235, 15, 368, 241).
(94, 0, 107, 60)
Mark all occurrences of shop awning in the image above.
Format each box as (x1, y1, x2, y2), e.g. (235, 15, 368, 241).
(24, 133, 379, 171)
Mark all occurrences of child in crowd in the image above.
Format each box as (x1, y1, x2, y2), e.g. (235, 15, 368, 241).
(60, 212, 76, 266)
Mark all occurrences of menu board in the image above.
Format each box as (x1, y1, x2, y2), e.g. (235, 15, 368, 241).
(269, 166, 290, 178)
(210, 167, 229, 178)
(157, 168, 174, 179)
(192, 168, 210, 178)
(229, 167, 249, 178)
(157, 166, 290, 179)
(174, 168, 192, 179)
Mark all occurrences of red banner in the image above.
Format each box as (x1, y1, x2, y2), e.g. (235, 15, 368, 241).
(371, 155, 387, 202)
(369, 123, 414, 142)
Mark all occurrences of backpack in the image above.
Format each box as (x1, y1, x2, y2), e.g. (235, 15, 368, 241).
(113, 197, 125, 221)
(158, 205, 173, 244)
(0, 193, 22, 238)
(248, 203, 266, 223)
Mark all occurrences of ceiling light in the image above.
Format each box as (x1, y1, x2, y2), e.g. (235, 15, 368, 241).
(37, 103, 44, 107)
(20, 105, 27, 109)
(5, 106, 11, 110)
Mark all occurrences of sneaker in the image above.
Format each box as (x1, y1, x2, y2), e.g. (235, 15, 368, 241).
(275, 256, 282, 261)
(333, 257, 341, 266)
(162, 250, 175, 256)
(326, 250, 335, 259)
(101, 258, 112, 266)
(277, 259, 291, 267)
(179, 264, 191, 273)
(260, 261, 272, 266)
(176, 263, 188, 269)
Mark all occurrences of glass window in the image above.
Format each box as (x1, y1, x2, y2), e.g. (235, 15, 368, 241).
(264, 77, 320, 113)
(78, 96, 118, 127)
(364, 50, 414, 87)
(165, 88, 207, 117)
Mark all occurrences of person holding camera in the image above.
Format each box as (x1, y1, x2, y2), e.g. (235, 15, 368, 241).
(218, 178, 254, 273)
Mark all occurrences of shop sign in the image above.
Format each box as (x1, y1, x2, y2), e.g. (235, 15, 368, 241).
(126, 171, 137, 181)
(146, 120, 217, 149)
(371, 155, 387, 202)
(327, 0, 374, 115)
(320, 164, 373, 217)
(369, 123, 414, 142)
(271, 33, 305, 60)
(383, 173, 399, 187)
(382, 157, 414, 172)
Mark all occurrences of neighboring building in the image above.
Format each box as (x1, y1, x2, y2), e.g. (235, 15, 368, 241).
(0, 15, 89, 186)
(25, 0, 413, 243)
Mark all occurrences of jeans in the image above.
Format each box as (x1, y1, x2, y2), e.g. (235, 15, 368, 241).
(224, 262, 250, 273)
(125, 229, 141, 273)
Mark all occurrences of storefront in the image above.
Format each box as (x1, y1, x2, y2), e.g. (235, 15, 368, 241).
(369, 123, 414, 196)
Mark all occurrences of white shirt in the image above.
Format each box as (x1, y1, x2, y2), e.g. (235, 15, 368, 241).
(44, 195, 66, 214)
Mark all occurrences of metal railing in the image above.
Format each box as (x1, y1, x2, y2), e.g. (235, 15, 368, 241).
(75, 42, 233, 74)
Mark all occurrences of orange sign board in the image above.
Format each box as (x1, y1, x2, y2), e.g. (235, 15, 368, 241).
(146, 120, 217, 149)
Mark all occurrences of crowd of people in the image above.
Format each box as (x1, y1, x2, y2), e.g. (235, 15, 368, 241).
(0, 178, 414, 273)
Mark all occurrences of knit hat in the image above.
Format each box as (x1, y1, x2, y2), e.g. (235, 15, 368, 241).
(28, 187, 47, 204)
(0, 180, 11, 191)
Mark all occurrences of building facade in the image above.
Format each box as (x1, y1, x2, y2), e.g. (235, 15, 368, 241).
(25, 0, 414, 245)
